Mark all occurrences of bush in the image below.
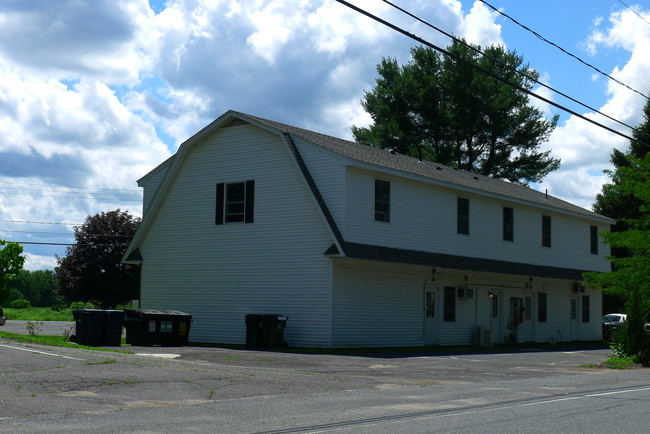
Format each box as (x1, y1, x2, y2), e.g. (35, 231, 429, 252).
(3, 307, 74, 321)
(10, 299, 32, 309)
(69, 302, 85, 310)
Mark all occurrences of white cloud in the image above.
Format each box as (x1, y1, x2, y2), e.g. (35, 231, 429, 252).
(458, 1, 502, 46)
(539, 5, 650, 210)
(4, 0, 642, 268)
(23, 253, 58, 271)
(0, 0, 155, 86)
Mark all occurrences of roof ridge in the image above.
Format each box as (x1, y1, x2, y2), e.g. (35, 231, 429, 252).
(231, 111, 610, 222)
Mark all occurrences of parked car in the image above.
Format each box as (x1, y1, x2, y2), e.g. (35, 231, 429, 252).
(0, 306, 5, 326)
(602, 313, 650, 341)
(602, 313, 627, 341)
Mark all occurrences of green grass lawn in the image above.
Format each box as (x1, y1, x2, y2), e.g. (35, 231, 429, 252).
(0, 329, 131, 353)
(3, 307, 74, 321)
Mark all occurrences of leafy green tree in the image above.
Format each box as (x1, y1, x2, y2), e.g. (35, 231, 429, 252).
(0, 239, 26, 305)
(594, 98, 650, 222)
(593, 98, 650, 314)
(55, 209, 140, 309)
(352, 40, 560, 184)
(6, 269, 61, 307)
(586, 152, 650, 363)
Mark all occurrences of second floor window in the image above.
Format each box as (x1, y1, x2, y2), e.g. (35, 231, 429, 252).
(457, 197, 469, 235)
(503, 207, 514, 241)
(590, 225, 599, 255)
(215, 180, 255, 224)
(542, 215, 551, 247)
(375, 179, 390, 222)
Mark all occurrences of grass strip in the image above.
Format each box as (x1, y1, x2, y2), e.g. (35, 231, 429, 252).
(0, 330, 133, 353)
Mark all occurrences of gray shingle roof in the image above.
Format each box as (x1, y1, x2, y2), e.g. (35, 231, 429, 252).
(238, 111, 611, 222)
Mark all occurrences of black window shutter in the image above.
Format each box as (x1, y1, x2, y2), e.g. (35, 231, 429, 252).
(245, 180, 255, 223)
(215, 183, 224, 225)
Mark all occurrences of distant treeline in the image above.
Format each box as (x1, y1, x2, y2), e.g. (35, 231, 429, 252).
(1, 269, 63, 308)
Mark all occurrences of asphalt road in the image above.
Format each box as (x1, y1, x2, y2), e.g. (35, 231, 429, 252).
(1, 320, 649, 433)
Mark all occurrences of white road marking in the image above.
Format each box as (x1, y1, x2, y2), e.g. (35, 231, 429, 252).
(135, 353, 181, 359)
(585, 386, 650, 397)
(0, 343, 84, 360)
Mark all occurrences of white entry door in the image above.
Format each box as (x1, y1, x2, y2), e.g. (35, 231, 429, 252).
(424, 289, 437, 345)
(490, 291, 503, 344)
(570, 297, 579, 340)
(522, 295, 534, 342)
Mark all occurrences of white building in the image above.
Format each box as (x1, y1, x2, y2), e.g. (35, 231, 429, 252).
(123, 111, 613, 347)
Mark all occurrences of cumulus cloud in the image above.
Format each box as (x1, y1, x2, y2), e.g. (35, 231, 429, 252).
(539, 6, 650, 209)
(458, 1, 502, 46)
(3, 0, 643, 268)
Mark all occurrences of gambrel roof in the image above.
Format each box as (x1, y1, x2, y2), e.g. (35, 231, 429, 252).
(240, 111, 611, 223)
(124, 110, 613, 280)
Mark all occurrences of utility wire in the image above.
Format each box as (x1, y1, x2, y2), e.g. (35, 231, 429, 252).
(0, 191, 140, 202)
(0, 219, 81, 225)
(0, 229, 135, 238)
(12, 241, 75, 246)
(0, 185, 140, 198)
(11, 241, 132, 246)
(0, 180, 141, 194)
(617, 0, 650, 26)
(0, 229, 73, 236)
(381, 0, 649, 141)
(480, 0, 648, 99)
(335, 0, 647, 147)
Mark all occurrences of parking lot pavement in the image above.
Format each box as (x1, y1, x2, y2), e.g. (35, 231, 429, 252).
(0, 326, 643, 433)
(1, 319, 614, 383)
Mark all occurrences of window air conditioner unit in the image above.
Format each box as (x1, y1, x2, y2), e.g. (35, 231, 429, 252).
(572, 282, 586, 293)
(457, 286, 474, 299)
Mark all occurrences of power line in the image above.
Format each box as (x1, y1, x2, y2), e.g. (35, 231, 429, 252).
(0, 180, 141, 194)
(0, 219, 81, 225)
(617, 0, 650, 26)
(0, 229, 73, 236)
(12, 241, 75, 246)
(335, 0, 647, 147)
(0, 185, 140, 198)
(480, 0, 648, 99)
(0, 191, 141, 202)
(380, 0, 648, 141)
(11, 241, 132, 246)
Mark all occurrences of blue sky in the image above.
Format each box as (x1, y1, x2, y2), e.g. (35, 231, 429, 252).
(0, 0, 648, 269)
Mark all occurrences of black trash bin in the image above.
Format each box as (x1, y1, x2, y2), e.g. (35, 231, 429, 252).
(124, 309, 192, 346)
(73, 309, 124, 347)
(245, 314, 264, 348)
(104, 310, 125, 346)
(245, 314, 288, 349)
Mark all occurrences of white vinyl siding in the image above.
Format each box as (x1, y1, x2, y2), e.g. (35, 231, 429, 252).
(139, 160, 172, 215)
(133, 114, 608, 349)
(139, 124, 334, 347)
(344, 167, 610, 273)
(331, 260, 425, 347)
(293, 136, 347, 233)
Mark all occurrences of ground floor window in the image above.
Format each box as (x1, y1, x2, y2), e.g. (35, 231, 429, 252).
(538, 293, 547, 322)
(491, 293, 499, 318)
(443, 287, 456, 321)
(571, 299, 577, 320)
(425, 291, 435, 318)
(582, 295, 590, 322)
